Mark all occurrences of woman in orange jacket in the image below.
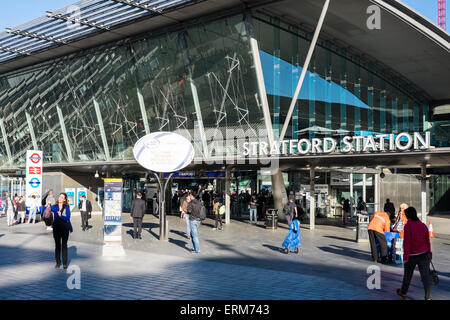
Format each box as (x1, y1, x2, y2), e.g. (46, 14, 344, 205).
(368, 211, 391, 263)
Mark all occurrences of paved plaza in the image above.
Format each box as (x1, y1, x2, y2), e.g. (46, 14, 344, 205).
(0, 213, 449, 300)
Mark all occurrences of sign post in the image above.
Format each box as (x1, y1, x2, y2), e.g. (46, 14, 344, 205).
(103, 179, 123, 242)
(25, 150, 43, 207)
(133, 132, 195, 241)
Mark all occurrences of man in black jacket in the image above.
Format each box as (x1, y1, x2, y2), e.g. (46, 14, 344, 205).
(131, 193, 146, 239)
(78, 195, 92, 231)
(384, 198, 396, 223)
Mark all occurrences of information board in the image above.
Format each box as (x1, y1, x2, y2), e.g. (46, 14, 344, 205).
(65, 188, 76, 211)
(25, 150, 43, 206)
(104, 179, 123, 242)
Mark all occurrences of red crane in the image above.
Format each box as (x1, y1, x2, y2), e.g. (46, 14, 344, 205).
(438, 0, 447, 30)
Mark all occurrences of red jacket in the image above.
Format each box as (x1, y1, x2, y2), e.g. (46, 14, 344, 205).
(403, 220, 431, 262)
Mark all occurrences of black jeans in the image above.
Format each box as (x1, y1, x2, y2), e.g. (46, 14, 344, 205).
(368, 230, 387, 261)
(400, 252, 432, 300)
(215, 214, 223, 229)
(80, 211, 89, 229)
(53, 219, 70, 266)
(133, 217, 143, 237)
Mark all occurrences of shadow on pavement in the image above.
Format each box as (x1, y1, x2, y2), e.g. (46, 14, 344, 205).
(318, 245, 372, 262)
(324, 235, 355, 243)
(170, 230, 188, 239)
(262, 244, 283, 253)
(168, 238, 191, 252)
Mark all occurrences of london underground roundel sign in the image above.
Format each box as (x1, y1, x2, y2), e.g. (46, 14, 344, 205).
(133, 132, 195, 173)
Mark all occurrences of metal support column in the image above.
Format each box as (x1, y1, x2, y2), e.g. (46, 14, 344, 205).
(93, 98, 111, 162)
(136, 85, 151, 136)
(350, 172, 354, 218)
(309, 167, 315, 230)
(25, 112, 39, 151)
(363, 173, 367, 203)
(375, 174, 380, 212)
(153, 172, 173, 241)
(225, 167, 231, 225)
(0, 119, 12, 165)
(56, 106, 74, 163)
(421, 164, 427, 223)
(279, 0, 330, 142)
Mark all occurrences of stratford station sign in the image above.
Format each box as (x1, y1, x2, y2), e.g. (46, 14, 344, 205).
(242, 132, 431, 157)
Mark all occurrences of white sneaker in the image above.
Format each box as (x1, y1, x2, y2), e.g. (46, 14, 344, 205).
(212, 228, 217, 231)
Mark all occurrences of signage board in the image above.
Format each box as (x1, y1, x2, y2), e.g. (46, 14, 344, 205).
(133, 132, 195, 173)
(104, 179, 123, 242)
(243, 131, 431, 157)
(25, 150, 43, 206)
(65, 188, 76, 211)
(77, 188, 87, 207)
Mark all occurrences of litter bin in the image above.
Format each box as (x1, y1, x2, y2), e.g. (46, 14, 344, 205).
(265, 209, 278, 229)
(356, 214, 369, 243)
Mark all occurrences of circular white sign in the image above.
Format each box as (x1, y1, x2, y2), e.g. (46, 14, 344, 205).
(133, 132, 195, 173)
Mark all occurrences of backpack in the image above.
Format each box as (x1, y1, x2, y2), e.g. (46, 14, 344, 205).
(43, 206, 53, 224)
(200, 205, 207, 221)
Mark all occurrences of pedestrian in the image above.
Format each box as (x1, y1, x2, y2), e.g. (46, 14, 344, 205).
(42, 190, 56, 207)
(397, 207, 432, 300)
(131, 193, 146, 239)
(393, 203, 408, 238)
(51, 193, 73, 269)
(249, 195, 258, 224)
(13, 194, 19, 221)
(78, 195, 92, 231)
(5, 196, 15, 227)
(181, 191, 191, 239)
(368, 211, 391, 263)
(384, 198, 396, 224)
(342, 198, 350, 225)
(43, 200, 54, 231)
(356, 196, 367, 213)
(152, 193, 159, 217)
(27, 195, 40, 224)
(282, 216, 301, 254)
(187, 192, 202, 253)
(212, 193, 224, 231)
(17, 196, 26, 224)
(288, 197, 298, 226)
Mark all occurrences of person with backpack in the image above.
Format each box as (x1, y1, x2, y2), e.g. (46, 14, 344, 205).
(51, 193, 73, 269)
(187, 192, 202, 253)
(397, 207, 432, 300)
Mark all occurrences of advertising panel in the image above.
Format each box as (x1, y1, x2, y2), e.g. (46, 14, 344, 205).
(77, 187, 87, 206)
(104, 179, 123, 242)
(65, 188, 76, 211)
(25, 150, 43, 207)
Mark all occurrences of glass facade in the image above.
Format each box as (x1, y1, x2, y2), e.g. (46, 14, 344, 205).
(0, 10, 448, 170)
(252, 13, 449, 146)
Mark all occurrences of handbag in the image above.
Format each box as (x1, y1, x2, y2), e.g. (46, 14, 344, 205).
(430, 260, 439, 286)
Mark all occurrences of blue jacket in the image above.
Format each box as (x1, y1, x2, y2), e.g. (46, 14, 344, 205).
(51, 205, 73, 233)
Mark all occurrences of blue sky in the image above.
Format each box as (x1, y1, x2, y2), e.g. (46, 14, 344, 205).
(0, 0, 443, 32)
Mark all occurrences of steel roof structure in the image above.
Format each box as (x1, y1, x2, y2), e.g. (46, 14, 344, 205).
(0, 0, 195, 63)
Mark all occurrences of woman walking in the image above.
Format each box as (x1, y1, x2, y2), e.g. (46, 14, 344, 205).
(282, 216, 301, 254)
(51, 193, 73, 269)
(5, 196, 15, 226)
(397, 207, 432, 300)
(393, 203, 409, 238)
